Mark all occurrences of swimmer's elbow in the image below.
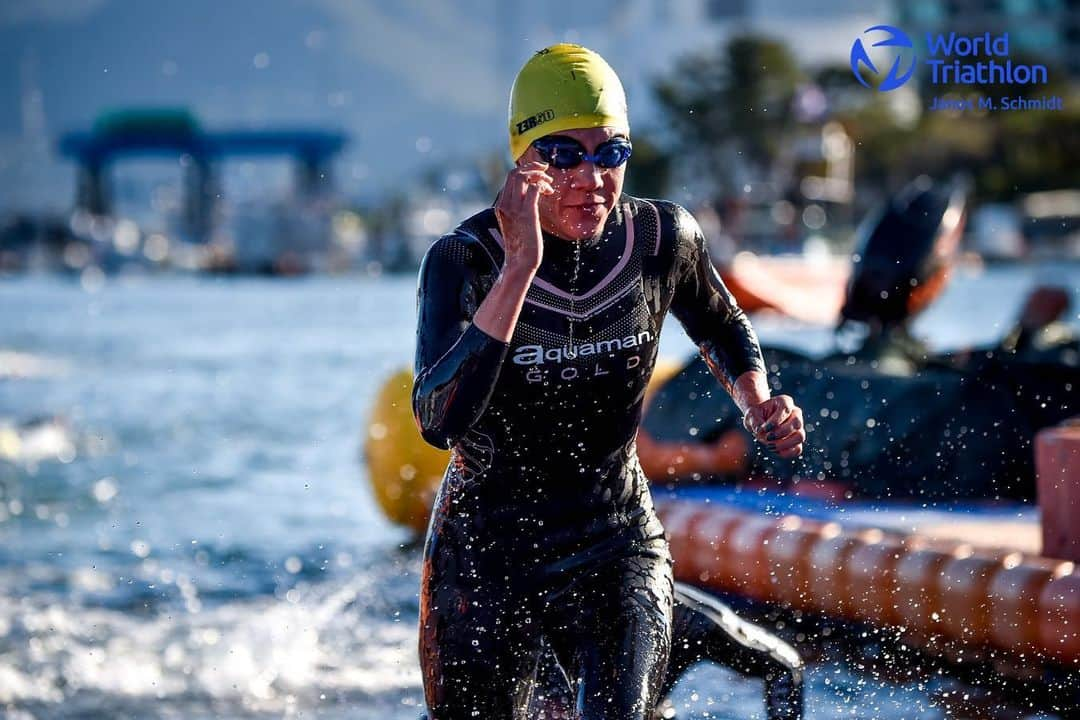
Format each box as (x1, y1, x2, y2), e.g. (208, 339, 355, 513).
(410, 329, 507, 448)
(412, 378, 463, 449)
(415, 416, 459, 450)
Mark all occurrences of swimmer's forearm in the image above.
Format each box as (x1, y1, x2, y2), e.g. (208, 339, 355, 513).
(670, 211, 767, 396)
(730, 369, 771, 415)
(472, 263, 537, 342)
(695, 314, 766, 398)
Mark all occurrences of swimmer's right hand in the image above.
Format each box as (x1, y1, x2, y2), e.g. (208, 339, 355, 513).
(495, 161, 554, 274)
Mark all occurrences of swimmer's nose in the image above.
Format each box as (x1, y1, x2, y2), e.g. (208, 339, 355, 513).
(570, 160, 605, 191)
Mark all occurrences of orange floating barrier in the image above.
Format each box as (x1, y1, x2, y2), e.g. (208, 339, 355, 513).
(987, 554, 1065, 655)
(1039, 567, 1080, 666)
(764, 516, 825, 610)
(806, 525, 861, 620)
(726, 514, 780, 598)
(938, 553, 1002, 644)
(658, 498, 1080, 668)
(893, 542, 959, 642)
(847, 534, 903, 626)
(685, 507, 743, 585)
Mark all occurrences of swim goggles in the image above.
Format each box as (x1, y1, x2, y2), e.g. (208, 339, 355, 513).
(531, 135, 633, 169)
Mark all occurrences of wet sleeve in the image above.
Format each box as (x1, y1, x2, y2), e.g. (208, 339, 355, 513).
(412, 234, 509, 449)
(668, 206, 766, 395)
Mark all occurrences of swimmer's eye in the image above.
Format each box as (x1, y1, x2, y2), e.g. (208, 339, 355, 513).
(532, 136, 632, 170)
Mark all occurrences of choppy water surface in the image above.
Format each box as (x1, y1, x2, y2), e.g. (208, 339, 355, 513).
(1, 265, 1076, 719)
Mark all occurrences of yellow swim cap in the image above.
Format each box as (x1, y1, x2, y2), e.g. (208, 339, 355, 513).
(508, 44, 629, 161)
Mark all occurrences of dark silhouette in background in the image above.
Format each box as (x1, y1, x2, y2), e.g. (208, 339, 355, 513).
(641, 177, 1079, 500)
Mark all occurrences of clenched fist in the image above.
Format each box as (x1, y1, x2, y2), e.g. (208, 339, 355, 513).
(743, 395, 805, 459)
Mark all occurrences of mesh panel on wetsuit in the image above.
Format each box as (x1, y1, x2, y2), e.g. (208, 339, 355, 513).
(427, 232, 475, 266)
(636, 200, 661, 257)
(424, 231, 498, 316)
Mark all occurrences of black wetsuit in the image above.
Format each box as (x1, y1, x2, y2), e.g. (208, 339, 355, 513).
(413, 196, 765, 719)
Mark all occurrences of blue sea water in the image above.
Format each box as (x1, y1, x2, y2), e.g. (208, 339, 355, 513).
(0, 263, 1075, 719)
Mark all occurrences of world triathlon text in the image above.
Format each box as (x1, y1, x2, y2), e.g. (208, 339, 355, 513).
(925, 32, 1048, 85)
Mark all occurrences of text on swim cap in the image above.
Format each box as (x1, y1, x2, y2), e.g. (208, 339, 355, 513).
(515, 109, 555, 136)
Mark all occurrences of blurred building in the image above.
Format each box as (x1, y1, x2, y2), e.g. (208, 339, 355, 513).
(50, 109, 353, 274)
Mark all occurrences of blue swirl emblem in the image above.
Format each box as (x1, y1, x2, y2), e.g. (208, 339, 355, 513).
(850, 25, 917, 92)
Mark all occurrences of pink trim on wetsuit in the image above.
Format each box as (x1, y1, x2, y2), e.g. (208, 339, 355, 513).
(488, 203, 639, 320)
(489, 202, 635, 301)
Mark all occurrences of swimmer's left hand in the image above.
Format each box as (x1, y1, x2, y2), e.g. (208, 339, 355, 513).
(744, 395, 805, 459)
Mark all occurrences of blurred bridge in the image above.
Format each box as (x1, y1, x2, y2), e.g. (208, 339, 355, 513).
(58, 108, 348, 241)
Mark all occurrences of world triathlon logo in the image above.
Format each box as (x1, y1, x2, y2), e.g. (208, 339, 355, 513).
(850, 25, 917, 92)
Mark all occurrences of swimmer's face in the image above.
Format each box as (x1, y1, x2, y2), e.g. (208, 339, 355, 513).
(519, 126, 627, 242)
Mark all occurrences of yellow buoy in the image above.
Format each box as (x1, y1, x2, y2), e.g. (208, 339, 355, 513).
(364, 368, 449, 535)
